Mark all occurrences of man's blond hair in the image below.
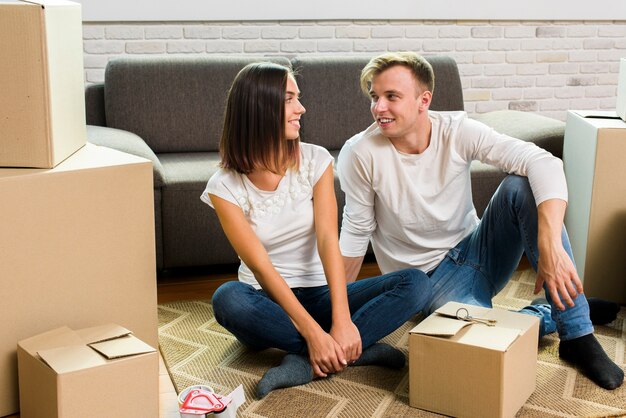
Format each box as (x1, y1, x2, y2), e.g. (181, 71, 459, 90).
(360, 52, 435, 96)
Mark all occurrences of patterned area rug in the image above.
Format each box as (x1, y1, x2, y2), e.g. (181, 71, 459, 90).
(158, 270, 626, 417)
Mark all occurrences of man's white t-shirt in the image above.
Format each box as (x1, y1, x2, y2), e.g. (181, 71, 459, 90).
(201, 142, 334, 289)
(338, 111, 568, 274)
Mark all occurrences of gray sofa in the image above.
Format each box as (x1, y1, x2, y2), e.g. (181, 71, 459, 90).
(84, 55, 565, 273)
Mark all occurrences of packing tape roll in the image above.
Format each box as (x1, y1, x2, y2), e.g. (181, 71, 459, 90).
(178, 385, 215, 413)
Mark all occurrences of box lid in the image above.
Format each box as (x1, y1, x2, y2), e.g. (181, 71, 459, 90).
(76, 323, 133, 344)
(17, 326, 83, 356)
(19, 0, 79, 7)
(410, 301, 536, 352)
(20, 324, 156, 374)
(38, 345, 107, 374)
(89, 335, 156, 360)
(569, 110, 626, 129)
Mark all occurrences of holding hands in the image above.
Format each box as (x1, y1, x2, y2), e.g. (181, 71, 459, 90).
(305, 319, 362, 377)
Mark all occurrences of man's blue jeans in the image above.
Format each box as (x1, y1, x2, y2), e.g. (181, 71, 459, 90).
(425, 175, 593, 341)
(212, 268, 431, 354)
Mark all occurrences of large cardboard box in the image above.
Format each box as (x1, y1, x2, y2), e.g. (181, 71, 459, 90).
(409, 302, 539, 418)
(18, 324, 158, 418)
(563, 110, 626, 304)
(0, 0, 86, 168)
(0, 144, 158, 416)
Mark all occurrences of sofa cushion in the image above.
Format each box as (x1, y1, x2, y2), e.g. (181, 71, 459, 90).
(104, 56, 291, 154)
(159, 152, 237, 267)
(293, 55, 465, 151)
(472, 110, 565, 159)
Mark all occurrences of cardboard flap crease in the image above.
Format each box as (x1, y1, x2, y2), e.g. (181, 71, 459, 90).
(76, 323, 132, 344)
(38, 345, 107, 374)
(89, 335, 156, 359)
(410, 301, 536, 351)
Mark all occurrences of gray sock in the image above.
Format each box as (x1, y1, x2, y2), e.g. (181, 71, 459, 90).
(352, 343, 405, 369)
(256, 353, 313, 399)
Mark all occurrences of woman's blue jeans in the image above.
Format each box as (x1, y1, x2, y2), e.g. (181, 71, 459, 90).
(426, 175, 593, 341)
(212, 268, 431, 354)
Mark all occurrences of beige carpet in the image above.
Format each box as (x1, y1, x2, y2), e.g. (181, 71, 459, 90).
(158, 270, 626, 417)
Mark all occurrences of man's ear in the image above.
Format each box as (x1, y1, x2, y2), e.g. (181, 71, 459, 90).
(419, 90, 433, 111)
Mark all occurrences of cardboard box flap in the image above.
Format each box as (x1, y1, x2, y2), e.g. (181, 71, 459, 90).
(20, 0, 78, 8)
(410, 302, 530, 350)
(38, 345, 107, 374)
(410, 314, 472, 337)
(572, 110, 620, 119)
(76, 323, 132, 344)
(88, 335, 156, 359)
(17, 326, 82, 357)
(434, 301, 492, 319)
(456, 323, 521, 351)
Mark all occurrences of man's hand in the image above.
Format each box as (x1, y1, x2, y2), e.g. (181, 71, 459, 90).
(534, 244, 584, 310)
(330, 320, 362, 364)
(305, 329, 347, 377)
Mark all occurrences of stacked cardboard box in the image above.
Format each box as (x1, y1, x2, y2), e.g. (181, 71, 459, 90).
(0, 144, 159, 416)
(0, 0, 86, 168)
(0, 1, 159, 415)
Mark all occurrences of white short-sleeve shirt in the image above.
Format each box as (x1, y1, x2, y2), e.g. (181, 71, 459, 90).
(201, 142, 334, 289)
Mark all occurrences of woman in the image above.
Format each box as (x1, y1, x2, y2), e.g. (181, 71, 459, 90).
(201, 62, 431, 398)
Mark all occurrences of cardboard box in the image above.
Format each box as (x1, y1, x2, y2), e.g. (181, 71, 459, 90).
(563, 110, 626, 304)
(0, 0, 86, 168)
(0, 144, 158, 416)
(409, 302, 539, 418)
(18, 324, 158, 418)
(618, 58, 626, 122)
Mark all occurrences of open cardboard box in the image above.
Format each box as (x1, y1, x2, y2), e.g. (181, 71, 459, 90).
(409, 301, 539, 418)
(0, 0, 86, 168)
(17, 324, 158, 418)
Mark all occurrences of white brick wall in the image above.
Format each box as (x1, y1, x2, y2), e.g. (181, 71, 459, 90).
(82, 20, 626, 120)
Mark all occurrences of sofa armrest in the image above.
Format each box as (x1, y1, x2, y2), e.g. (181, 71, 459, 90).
(86, 125, 165, 188)
(85, 83, 106, 127)
(472, 110, 565, 159)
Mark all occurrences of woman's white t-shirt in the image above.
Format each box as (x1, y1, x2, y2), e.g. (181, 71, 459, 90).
(201, 142, 334, 290)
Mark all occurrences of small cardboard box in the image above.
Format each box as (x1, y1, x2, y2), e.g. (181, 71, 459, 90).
(0, 143, 158, 416)
(409, 302, 540, 418)
(563, 110, 626, 304)
(0, 0, 86, 168)
(18, 324, 158, 418)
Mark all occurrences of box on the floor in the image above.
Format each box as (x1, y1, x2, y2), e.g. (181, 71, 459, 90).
(563, 110, 626, 304)
(18, 324, 158, 418)
(409, 301, 540, 418)
(0, 144, 158, 416)
(0, 0, 86, 168)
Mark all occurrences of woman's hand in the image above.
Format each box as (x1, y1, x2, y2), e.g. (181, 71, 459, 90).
(330, 319, 362, 364)
(305, 328, 347, 378)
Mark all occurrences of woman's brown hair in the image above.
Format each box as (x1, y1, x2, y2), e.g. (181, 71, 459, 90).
(220, 62, 300, 174)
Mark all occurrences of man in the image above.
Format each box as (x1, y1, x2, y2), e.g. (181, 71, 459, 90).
(337, 51, 623, 390)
